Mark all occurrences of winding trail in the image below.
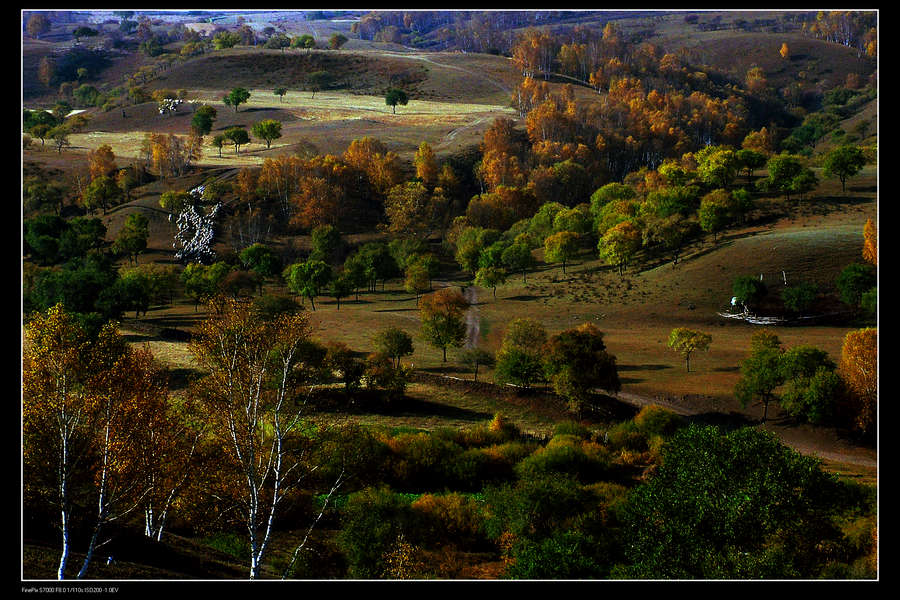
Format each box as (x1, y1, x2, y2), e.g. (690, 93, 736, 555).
(596, 387, 877, 469)
(463, 286, 480, 348)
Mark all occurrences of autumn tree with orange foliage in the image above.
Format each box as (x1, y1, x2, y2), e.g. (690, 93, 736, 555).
(87, 144, 117, 180)
(343, 136, 404, 197)
(24, 305, 187, 579)
(863, 218, 877, 265)
(290, 175, 341, 230)
(838, 328, 877, 439)
(413, 141, 439, 188)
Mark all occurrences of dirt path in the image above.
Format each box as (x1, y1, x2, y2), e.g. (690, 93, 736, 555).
(601, 387, 877, 469)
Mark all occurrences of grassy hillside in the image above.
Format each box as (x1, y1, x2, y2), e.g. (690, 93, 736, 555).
(22, 10, 878, 581)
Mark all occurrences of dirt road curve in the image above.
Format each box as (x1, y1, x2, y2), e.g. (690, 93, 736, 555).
(605, 388, 877, 469)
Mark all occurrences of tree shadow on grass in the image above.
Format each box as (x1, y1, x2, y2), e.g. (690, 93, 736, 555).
(618, 364, 672, 372)
(166, 367, 202, 391)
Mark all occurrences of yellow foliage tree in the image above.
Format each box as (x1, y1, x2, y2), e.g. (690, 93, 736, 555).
(838, 327, 877, 437)
(863, 218, 877, 265)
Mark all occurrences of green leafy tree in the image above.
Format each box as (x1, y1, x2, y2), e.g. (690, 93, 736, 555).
(696, 145, 739, 189)
(698, 189, 732, 242)
(190, 104, 217, 136)
(494, 318, 547, 388)
(223, 87, 251, 112)
(250, 119, 282, 149)
(458, 347, 495, 381)
(781, 281, 818, 315)
(284, 260, 333, 311)
(159, 190, 192, 213)
(543, 231, 580, 274)
(732, 275, 768, 312)
(328, 33, 348, 49)
(310, 224, 343, 263)
(239, 243, 283, 284)
(761, 154, 807, 202)
(264, 33, 290, 52)
(385, 88, 409, 114)
(419, 287, 468, 362)
(181, 262, 233, 310)
(735, 148, 767, 184)
(667, 328, 712, 372)
(619, 425, 849, 579)
(598, 221, 641, 276)
(735, 329, 784, 422)
(112, 213, 149, 265)
(543, 323, 621, 414)
(373, 327, 414, 368)
(501, 241, 537, 283)
(823, 145, 866, 193)
(474, 266, 507, 300)
(329, 273, 354, 310)
(212, 31, 241, 50)
(404, 261, 431, 305)
(274, 87, 288, 102)
(779, 346, 842, 424)
(292, 34, 316, 53)
(836, 263, 876, 308)
(454, 227, 500, 276)
(224, 127, 250, 154)
(212, 134, 226, 158)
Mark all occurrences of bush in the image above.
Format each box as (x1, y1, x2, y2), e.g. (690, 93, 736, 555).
(409, 493, 488, 549)
(504, 530, 609, 579)
(483, 473, 595, 542)
(449, 447, 509, 491)
(387, 432, 464, 491)
(514, 438, 613, 484)
(552, 421, 593, 439)
(336, 487, 416, 579)
(632, 405, 686, 437)
(604, 421, 649, 453)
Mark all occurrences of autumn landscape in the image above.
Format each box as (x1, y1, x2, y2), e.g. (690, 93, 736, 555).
(22, 9, 878, 584)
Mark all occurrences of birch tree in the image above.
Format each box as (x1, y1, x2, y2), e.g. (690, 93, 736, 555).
(24, 305, 176, 579)
(188, 298, 333, 579)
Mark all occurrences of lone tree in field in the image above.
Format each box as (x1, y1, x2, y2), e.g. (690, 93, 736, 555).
(251, 119, 283, 149)
(494, 318, 547, 389)
(459, 347, 495, 381)
(667, 327, 712, 372)
(419, 287, 469, 362)
(190, 104, 217, 136)
(223, 87, 251, 112)
(823, 145, 867, 193)
(385, 88, 409, 114)
(374, 327, 414, 368)
(306, 71, 332, 98)
(224, 127, 250, 154)
(735, 329, 785, 423)
(292, 34, 316, 53)
(543, 322, 621, 415)
(274, 86, 287, 102)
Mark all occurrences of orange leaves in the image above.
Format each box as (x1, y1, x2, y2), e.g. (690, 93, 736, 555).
(863, 218, 877, 265)
(420, 287, 469, 321)
(88, 144, 117, 181)
(839, 328, 877, 437)
(290, 175, 341, 230)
